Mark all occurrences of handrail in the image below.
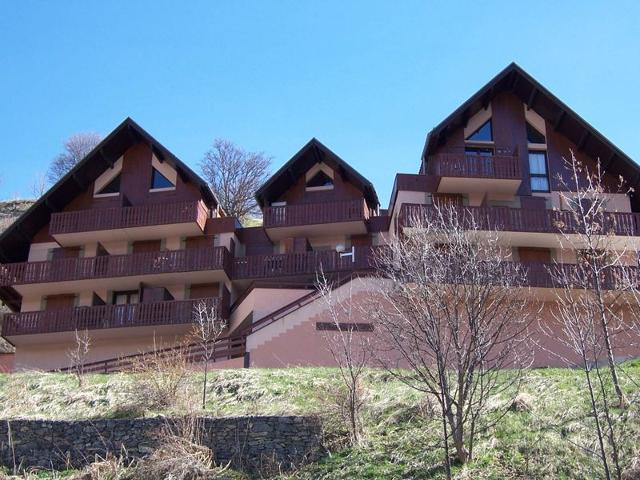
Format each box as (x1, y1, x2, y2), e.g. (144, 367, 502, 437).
(263, 199, 367, 228)
(399, 203, 640, 237)
(427, 152, 521, 179)
(56, 334, 246, 374)
(232, 246, 380, 280)
(3, 297, 222, 336)
(50, 200, 209, 235)
(0, 246, 230, 286)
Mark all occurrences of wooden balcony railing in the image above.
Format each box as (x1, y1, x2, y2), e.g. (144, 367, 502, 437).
(232, 246, 380, 280)
(522, 262, 640, 290)
(399, 204, 640, 237)
(49, 200, 209, 236)
(263, 199, 367, 228)
(2, 297, 223, 336)
(0, 246, 230, 287)
(427, 153, 521, 179)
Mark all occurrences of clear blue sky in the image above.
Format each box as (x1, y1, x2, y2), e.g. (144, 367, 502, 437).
(1, 1, 639, 207)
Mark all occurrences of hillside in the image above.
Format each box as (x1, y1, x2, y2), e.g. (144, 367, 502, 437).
(0, 199, 35, 232)
(0, 364, 639, 479)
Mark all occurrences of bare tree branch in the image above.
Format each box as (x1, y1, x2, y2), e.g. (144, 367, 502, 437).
(366, 202, 534, 476)
(47, 132, 102, 184)
(316, 271, 370, 446)
(192, 299, 227, 410)
(200, 139, 271, 221)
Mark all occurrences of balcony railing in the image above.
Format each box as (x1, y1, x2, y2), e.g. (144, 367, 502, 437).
(399, 204, 640, 237)
(49, 200, 209, 236)
(263, 199, 367, 228)
(233, 246, 380, 280)
(427, 153, 521, 179)
(523, 262, 639, 290)
(2, 297, 222, 336)
(0, 246, 230, 287)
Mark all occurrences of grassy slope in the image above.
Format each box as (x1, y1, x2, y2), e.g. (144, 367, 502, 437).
(1, 364, 639, 479)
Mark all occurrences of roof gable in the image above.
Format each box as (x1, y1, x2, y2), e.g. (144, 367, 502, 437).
(421, 63, 640, 192)
(255, 138, 379, 209)
(0, 117, 216, 263)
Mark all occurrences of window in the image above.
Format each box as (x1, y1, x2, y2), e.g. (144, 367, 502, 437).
(95, 174, 120, 195)
(113, 290, 139, 305)
(150, 167, 175, 190)
(306, 170, 334, 190)
(529, 151, 549, 192)
(526, 121, 546, 144)
(464, 146, 494, 157)
(465, 119, 493, 142)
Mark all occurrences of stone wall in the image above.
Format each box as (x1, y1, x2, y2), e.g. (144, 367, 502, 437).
(0, 416, 323, 473)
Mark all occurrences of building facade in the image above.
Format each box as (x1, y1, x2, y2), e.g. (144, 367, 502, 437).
(1, 63, 639, 371)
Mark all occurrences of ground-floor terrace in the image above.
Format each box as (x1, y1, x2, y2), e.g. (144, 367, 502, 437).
(3, 274, 640, 372)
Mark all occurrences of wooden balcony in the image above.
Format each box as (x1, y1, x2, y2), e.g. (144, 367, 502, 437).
(427, 153, 521, 179)
(2, 297, 223, 336)
(49, 200, 210, 246)
(399, 204, 640, 239)
(262, 199, 369, 240)
(233, 246, 380, 280)
(522, 262, 639, 290)
(0, 246, 230, 289)
(426, 152, 521, 195)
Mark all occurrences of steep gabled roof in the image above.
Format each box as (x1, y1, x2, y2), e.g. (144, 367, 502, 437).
(421, 62, 640, 190)
(255, 138, 379, 209)
(0, 117, 217, 264)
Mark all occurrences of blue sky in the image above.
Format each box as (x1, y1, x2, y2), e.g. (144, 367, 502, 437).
(1, 1, 639, 207)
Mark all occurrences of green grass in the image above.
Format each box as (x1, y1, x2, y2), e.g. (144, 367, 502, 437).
(1, 363, 639, 479)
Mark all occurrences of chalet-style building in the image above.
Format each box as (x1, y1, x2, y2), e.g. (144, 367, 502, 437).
(1, 63, 639, 371)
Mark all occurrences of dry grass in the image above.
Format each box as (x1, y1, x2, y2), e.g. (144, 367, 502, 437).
(125, 342, 192, 412)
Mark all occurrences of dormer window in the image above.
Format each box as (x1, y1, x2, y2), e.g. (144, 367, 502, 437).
(95, 174, 120, 196)
(526, 122, 546, 145)
(150, 167, 175, 190)
(306, 170, 334, 191)
(465, 119, 493, 143)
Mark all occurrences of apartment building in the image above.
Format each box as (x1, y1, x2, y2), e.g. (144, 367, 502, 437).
(1, 63, 639, 371)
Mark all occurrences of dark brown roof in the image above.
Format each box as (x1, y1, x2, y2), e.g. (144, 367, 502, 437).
(421, 62, 640, 193)
(255, 138, 379, 209)
(0, 117, 217, 264)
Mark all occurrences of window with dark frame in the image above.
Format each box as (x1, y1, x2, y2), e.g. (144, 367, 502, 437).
(526, 122, 546, 144)
(464, 146, 494, 157)
(150, 167, 175, 189)
(96, 174, 120, 195)
(465, 119, 493, 142)
(529, 150, 550, 192)
(306, 170, 334, 189)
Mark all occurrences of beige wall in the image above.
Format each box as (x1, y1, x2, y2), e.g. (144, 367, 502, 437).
(13, 325, 193, 371)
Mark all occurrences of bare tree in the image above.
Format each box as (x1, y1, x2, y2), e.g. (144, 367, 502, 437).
(48, 132, 102, 184)
(31, 172, 47, 198)
(316, 271, 370, 446)
(200, 139, 271, 220)
(67, 329, 91, 387)
(192, 299, 227, 410)
(368, 203, 532, 476)
(542, 152, 640, 479)
(551, 151, 632, 407)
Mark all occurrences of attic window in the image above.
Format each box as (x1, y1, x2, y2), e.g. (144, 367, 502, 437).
(96, 174, 120, 195)
(306, 171, 334, 191)
(150, 167, 175, 190)
(526, 122, 546, 144)
(465, 119, 493, 142)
